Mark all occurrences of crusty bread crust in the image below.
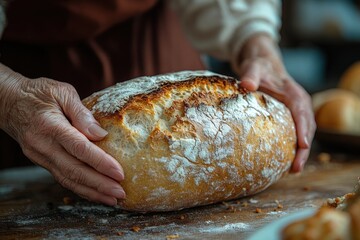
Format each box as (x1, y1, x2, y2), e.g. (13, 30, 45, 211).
(339, 62, 360, 97)
(312, 89, 360, 134)
(282, 207, 352, 240)
(83, 71, 296, 212)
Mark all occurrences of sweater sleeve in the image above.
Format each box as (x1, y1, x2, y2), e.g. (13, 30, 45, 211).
(170, 0, 281, 66)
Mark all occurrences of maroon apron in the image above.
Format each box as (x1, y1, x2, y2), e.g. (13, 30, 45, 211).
(0, 0, 205, 168)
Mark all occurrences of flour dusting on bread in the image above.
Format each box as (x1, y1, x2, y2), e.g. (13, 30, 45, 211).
(89, 71, 232, 114)
(83, 70, 296, 212)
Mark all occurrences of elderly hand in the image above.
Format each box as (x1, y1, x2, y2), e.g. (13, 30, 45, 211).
(0, 64, 125, 205)
(235, 34, 316, 173)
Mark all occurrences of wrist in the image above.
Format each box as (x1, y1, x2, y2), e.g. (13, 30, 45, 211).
(238, 34, 281, 62)
(0, 64, 24, 130)
(233, 33, 285, 76)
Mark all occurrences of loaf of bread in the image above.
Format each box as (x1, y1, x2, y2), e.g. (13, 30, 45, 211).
(282, 207, 353, 240)
(282, 194, 360, 240)
(339, 61, 360, 97)
(82, 71, 297, 212)
(312, 89, 360, 134)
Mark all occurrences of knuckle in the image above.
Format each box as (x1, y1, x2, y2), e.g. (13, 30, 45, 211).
(67, 166, 86, 184)
(95, 183, 108, 194)
(71, 140, 91, 160)
(57, 176, 76, 191)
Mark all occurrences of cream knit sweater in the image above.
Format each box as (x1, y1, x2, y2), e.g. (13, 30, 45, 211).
(171, 0, 281, 73)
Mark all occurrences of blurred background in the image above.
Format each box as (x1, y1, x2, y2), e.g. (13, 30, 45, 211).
(208, 0, 360, 95)
(281, 0, 360, 94)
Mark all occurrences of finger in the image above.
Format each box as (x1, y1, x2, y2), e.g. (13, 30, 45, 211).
(291, 147, 311, 173)
(51, 119, 125, 182)
(27, 145, 125, 205)
(238, 62, 262, 91)
(58, 84, 108, 141)
(51, 153, 126, 200)
(282, 81, 316, 149)
(279, 82, 315, 173)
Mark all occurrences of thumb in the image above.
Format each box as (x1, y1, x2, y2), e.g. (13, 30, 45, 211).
(238, 62, 261, 91)
(61, 90, 108, 141)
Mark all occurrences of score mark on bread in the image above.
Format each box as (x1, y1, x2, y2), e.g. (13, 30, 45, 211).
(83, 71, 296, 212)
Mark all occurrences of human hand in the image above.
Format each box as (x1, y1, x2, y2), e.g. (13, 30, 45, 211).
(234, 34, 316, 173)
(0, 65, 125, 205)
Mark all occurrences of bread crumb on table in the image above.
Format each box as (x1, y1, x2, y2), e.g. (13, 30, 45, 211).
(166, 234, 180, 239)
(255, 208, 262, 213)
(317, 152, 331, 164)
(131, 226, 141, 232)
(62, 196, 73, 205)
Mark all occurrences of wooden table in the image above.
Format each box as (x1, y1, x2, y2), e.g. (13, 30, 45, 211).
(1, 143, 359, 240)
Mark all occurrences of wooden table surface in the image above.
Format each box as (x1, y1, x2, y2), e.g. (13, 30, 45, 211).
(0, 142, 359, 240)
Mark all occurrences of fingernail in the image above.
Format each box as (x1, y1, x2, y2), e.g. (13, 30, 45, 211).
(111, 188, 126, 199)
(304, 137, 309, 148)
(110, 168, 125, 181)
(88, 124, 108, 138)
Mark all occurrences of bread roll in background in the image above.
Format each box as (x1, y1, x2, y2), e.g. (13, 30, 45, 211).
(83, 71, 296, 212)
(339, 61, 360, 97)
(312, 89, 360, 134)
(312, 60, 360, 135)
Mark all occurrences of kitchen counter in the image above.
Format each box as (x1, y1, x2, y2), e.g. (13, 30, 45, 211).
(1, 143, 359, 240)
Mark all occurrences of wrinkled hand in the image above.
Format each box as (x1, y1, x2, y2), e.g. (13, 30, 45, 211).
(0, 66, 125, 205)
(235, 34, 316, 172)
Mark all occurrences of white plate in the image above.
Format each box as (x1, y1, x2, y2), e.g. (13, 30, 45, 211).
(247, 208, 316, 240)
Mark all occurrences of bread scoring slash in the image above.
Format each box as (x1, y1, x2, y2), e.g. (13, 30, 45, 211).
(82, 70, 296, 212)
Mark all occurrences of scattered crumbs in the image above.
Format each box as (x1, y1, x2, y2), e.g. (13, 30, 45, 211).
(302, 186, 311, 191)
(63, 196, 73, 205)
(242, 202, 249, 207)
(116, 232, 124, 236)
(226, 205, 237, 212)
(249, 198, 258, 204)
(131, 226, 141, 232)
(275, 200, 283, 209)
(179, 215, 185, 220)
(317, 152, 331, 164)
(166, 234, 180, 239)
(222, 201, 237, 212)
(255, 208, 262, 213)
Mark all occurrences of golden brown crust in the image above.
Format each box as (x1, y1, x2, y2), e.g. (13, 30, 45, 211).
(282, 207, 352, 240)
(83, 71, 296, 212)
(349, 199, 360, 240)
(312, 89, 360, 134)
(283, 188, 360, 240)
(339, 62, 360, 97)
